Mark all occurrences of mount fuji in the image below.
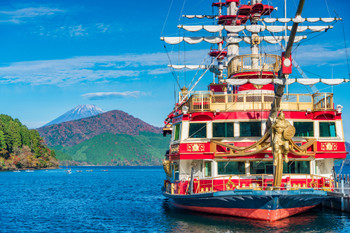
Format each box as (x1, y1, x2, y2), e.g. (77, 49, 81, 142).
(43, 104, 105, 127)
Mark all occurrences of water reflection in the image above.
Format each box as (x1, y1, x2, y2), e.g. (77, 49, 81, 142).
(162, 199, 350, 233)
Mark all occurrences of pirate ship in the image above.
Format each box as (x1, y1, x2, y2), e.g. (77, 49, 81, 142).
(161, 0, 349, 221)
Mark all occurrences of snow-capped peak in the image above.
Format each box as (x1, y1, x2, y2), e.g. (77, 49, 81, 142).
(43, 104, 105, 127)
(72, 104, 105, 115)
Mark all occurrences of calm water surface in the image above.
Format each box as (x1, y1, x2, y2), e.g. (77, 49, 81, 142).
(1, 166, 350, 232)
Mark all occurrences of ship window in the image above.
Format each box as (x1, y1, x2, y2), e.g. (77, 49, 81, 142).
(173, 123, 181, 141)
(189, 123, 207, 138)
(240, 122, 261, 137)
(250, 161, 273, 175)
(217, 161, 245, 175)
(319, 122, 336, 137)
(283, 161, 310, 174)
(173, 163, 179, 180)
(213, 122, 234, 137)
(294, 122, 314, 137)
(204, 161, 212, 177)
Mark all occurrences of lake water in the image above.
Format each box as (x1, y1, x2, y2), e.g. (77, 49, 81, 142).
(1, 166, 350, 232)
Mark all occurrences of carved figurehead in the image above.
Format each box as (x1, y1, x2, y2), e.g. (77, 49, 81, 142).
(162, 160, 172, 178)
(271, 110, 296, 189)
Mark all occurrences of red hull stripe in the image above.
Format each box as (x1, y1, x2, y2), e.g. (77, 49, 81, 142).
(173, 203, 317, 221)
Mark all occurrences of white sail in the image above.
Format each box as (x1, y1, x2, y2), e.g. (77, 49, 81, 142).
(184, 37, 204, 44)
(246, 25, 264, 33)
(287, 25, 333, 32)
(266, 26, 285, 33)
(204, 37, 223, 43)
(261, 17, 341, 23)
(161, 36, 222, 44)
(161, 36, 306, 45)
(168, 65, 208, 70)
(258, 36, 306, 44)
(161, 37, 184, 44)
(205, 25, 224, 33)
(321, 79, 346, 85)
(226, 78, 349, 86)
(182, 15, 216, 19)
(179, 25, 332, 33)
(250, 79, 274, 85)
(181, 25, 203, 32)
(181, 16, 341, 23)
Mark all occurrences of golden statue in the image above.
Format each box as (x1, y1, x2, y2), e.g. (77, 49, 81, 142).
(162, 160, 172, 178)
(271, 110, 295, 189)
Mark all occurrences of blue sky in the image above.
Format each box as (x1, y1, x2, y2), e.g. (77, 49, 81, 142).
(0, 0, 350, 140)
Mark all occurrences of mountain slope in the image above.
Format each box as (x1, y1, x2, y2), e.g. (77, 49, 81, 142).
(38, 110, 163, 147)
(53, 132, 169, 165)
(44, 104, 105, 126)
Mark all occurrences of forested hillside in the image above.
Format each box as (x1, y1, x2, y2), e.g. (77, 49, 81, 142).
(0, 114, 58, 170)
(54, 132, 169, 165)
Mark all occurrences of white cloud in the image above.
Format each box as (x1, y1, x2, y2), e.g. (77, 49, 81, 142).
(0, 44, 345, 86)
(37, 23, 112, 38)
(82, 91, 147, 100)
(96, 23, 110, 33)
(0, 7, 65, 24)
(66, 25, 88, 37)
(22, 120, 49, 129)
(293, 43, 349, 66)
(0, 50, 209, 86)
(147, 68, 172, 75)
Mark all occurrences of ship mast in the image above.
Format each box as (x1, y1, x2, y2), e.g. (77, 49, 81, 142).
(226, 0, 239, 63)
(270, 0, 306, 190)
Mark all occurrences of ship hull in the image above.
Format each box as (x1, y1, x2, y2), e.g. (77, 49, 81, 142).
(163, 189, 328, 221)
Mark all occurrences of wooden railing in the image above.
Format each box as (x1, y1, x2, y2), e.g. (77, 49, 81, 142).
(166, 174, 334, 195)
(313, 93, 334, 111)
(185, 92, 331, 112)
(227, 54, 281, 76)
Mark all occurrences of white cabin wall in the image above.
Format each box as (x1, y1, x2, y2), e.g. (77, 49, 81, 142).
(181, 121, 189, 141)
(315, 159, 334, 176)
(179, 160, 192, 180)
(261, 120, 267, 135)
(314, 121, 319, 138)
(234, 122, 240, 137)
(207, 122, 213, 139)
(245, 161, 250, 175)
(212, 160, 218, 177)
(179, 160, 204, 179)
(336, 120, 344, 139)
(310, 160, 316, 175)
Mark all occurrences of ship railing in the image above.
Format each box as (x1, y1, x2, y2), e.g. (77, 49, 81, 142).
(227, 54, 281, 77)
(313, 93, 334, 111)
(169, 174, 334, 195)
(185, 92, 334, 112)
(335, 174, 350, 195)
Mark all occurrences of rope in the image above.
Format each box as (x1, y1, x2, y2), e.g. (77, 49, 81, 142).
(339, 160, 345, 175)
(164, 44, 182, 89)
(160, 0, 174, 36)
(336, 11, 350, 78)
(324, 0, 332, 17)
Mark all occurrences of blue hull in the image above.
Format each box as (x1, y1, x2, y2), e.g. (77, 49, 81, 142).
(163, 189, 329, 221)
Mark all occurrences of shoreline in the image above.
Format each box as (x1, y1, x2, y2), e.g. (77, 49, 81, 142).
(60, 165, 163, 167)
(1, 166, 59, 172)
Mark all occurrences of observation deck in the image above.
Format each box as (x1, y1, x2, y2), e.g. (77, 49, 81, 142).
(184, 92, 334, 113)
(227, 54, 281, 77)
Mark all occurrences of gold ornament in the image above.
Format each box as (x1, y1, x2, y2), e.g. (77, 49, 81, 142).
(252, 35, 261, 45)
